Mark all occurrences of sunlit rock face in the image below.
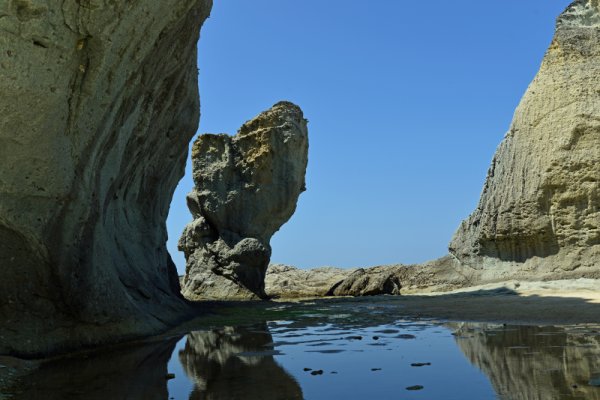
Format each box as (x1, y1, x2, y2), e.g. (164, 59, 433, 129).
(179, 102, 309, 300)
(450, 0, 600, 277)
(0, 0, 212, 357)
(453, 323, 600, 400)
(179, 326, 303, 399)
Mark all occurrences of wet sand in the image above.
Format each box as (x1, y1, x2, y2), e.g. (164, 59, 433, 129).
(392, 278, 600, 325)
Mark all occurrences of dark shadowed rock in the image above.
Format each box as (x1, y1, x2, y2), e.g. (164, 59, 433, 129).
(0, 0, 212, 357)
(180, 102, 309, 300)
(328, 266, 402, 296)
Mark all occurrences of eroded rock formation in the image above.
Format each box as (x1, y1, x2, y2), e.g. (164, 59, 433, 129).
(450, 0, 600, 278)
(0, 0, 212, 356)
(265, 264, 355, 298)
(179, 102, 309, 300)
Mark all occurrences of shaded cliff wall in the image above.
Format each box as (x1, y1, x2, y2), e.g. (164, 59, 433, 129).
(0, 0, 212, 356)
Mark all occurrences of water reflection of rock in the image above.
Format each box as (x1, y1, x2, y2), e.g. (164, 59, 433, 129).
(2, 338, 177, 400)
(179, 325, 303, 400)
(452, 324, 600, 400)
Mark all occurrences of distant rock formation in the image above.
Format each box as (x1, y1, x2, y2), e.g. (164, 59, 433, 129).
(0, 0, 212, 357)
(449, 0, 600, 279)
(328, 267, 402, 296)
(265, 264, 355, 298)
(265, 264, 409, 298)
(179, 102, 309, 300)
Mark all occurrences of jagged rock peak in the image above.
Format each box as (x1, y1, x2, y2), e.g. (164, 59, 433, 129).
(180, 102, 309, 300)
(558, 0, 600, 28)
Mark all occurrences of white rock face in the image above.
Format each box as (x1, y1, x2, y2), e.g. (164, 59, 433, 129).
(0, 0, 212, 356)
(450, 0, 600, 278)
(180, 102, 309, 300)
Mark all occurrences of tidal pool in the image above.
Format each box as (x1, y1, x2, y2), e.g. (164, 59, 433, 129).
(2, 298, 600, 399)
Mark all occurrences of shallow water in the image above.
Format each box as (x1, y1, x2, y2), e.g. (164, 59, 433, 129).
(2, 298, 600, 399)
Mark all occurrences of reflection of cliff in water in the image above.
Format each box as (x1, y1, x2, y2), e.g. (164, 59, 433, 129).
(179, 325, 302, 400)
(452, 323, 600, 400)
(1, 338, 178, 400)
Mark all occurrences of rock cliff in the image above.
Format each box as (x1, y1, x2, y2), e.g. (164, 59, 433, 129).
(450, 0, 600, 279)
(0, 0, 212, 357)
(179, 102, 309, 300)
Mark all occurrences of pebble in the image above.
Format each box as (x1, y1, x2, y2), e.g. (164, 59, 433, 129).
(397, 334, 416, 339)
(411, 362, 431, 367)
(303, 368, 312, 371)
(371, 368, 382, 371)
(310, 370, 324, 376)
(406, 385, 424, 391)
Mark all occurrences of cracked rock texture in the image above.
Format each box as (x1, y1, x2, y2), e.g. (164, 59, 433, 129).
(179, 102, 309, 300)
(450, 0, 600, 279)
(0, 0, 212, 357)
(265, 264, 355, 298)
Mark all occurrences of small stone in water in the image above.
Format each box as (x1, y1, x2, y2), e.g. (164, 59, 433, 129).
(406, 385, 424, 391)
(398, 334, 416, 339)
(165, 373, 175, 380)
(371, 368, 382, 371)
(303, 368, 312, 371)
(310, 370, 324, 376)
(372, 336, 380, 340)
(411, 362, 431, 367)
(347, 335, 363, 340)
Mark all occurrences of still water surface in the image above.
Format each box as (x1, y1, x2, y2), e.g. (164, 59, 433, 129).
(2, 299, 600, 399)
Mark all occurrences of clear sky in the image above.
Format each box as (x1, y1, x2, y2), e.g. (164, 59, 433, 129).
(167, 0, 571, 274)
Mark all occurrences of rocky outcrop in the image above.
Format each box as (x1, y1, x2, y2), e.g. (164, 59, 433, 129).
(449, 0, 600, 278)
(179, 102, 309, 300)
(0, 0, 212, 357)
(265, 264, 355, 298)
(327, 266, 402, 296)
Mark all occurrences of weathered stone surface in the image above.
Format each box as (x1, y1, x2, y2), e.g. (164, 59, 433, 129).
(449, 0, 600, 278)
(265, 264, 355, 298)
(0, 0, 212, 357)
(328, 266, 402, 296)
(180, 102, 309, 300)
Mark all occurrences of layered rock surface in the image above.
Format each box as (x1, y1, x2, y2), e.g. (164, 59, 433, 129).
(0, 0, 212, 356)
(180, 102, 309, 300)
(450, 0, 600, 279)
(265, 264, 355, 298)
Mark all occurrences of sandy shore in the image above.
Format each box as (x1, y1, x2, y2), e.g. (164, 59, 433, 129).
(390, 278, 600, 325)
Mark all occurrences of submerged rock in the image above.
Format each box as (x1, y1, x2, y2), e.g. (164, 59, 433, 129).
(449, 0, 600, 277)
(0, 0, 212, 356)
(180, 102, 309, 300)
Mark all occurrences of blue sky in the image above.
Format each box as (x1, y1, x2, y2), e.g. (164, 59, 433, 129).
(167, 0, 571, 274)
